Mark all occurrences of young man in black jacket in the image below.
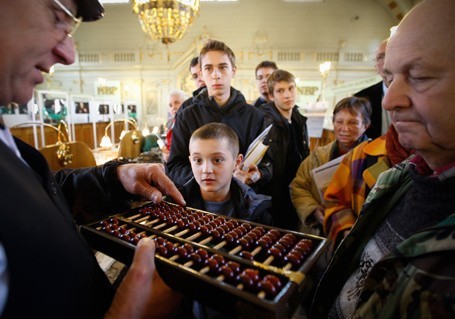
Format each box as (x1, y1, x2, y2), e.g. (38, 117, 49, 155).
(166, 40, 272, 190)
(260, 70, 310, 230)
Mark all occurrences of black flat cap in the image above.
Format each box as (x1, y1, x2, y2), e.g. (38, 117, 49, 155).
(76, 0, 105, 21)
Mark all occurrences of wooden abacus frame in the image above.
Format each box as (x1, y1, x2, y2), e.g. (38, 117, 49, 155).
(80, 201, 327, 318)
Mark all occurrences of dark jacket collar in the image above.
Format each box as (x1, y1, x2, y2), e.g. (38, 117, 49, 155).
(260, 102, 306, 128)
(198, 87, 248, 111)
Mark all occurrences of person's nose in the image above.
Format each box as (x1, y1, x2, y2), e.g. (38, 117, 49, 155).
(52, 36, 76, 65)
(382, 75, 411, 112)
(202, 161, 213, 173)
(211, 68, 221, 79)
(339, 123, 349, 131)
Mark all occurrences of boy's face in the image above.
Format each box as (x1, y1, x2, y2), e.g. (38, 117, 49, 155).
(189, 138, 242, 201)
(256, 67, 275, 100)
(271, 80, 296, 114)
(190, 63, 205, 89)
(201, 51, 236, 100)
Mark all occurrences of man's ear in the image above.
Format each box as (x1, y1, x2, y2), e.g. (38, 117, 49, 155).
(232, 66, 237, 76)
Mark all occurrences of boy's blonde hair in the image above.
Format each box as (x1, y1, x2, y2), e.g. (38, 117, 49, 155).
(190, 123, 239, 158)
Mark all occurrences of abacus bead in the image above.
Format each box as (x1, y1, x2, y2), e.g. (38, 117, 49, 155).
(243, 268, 260, 282)
(177, 246, 188, 259)
(239, 251, 254, 260)
(247, 231, 259, 241)
(232, 228, 244, 237)
(284, 252, 302, 267)
(207, 259, 220, 274)
(268, 247, 282, 258)
(176, 220, 186, 229)
(211, 229, 222, 239)
(220, 266, 235, 281)
(110, 229, 120, 237)
(242, 223, 252, 231)
(190, 253, 202, 265)
(238, 237, 251, 249)
(261, 235, 273, 245)
(268, 229, 281, 239)
(283, 233, 297, 242)
(121, 234, 131, 242)
(197, 249, 209, 260)
(165, 241, 175, 253)
(223, 233, 236, 245)
(278, 237, 293, 249)
(100, 220, 110, 228)
(263, 275, 282, 288)
(237, 225, 248, 233)
(272, 243, 286, 254)
(156, 245, 168, 256)
(211, 254, 225, 265)
(288, 249, 303, 260)
(226, 261, 241, 274)
(265, 231, 278, 242)
(199, 225, 210, 236)
(154, 236, 165, 246)
(184, 243, 194, 253)
(257, 238, 270, 248)
(102, 225, 112, 233)
(258, 279, 277, 297)
(109, 217, 119, 225)
(291, 246, 309, 257)
(225, 221, 235, 229)
(239, 273, 255, 289)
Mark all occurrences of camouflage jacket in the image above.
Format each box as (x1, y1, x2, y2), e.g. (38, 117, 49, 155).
(353, 213, 455, 318)
(311, 157, 455, 318)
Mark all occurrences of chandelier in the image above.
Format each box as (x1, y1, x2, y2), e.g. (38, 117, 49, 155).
(132, 0, 200, 45)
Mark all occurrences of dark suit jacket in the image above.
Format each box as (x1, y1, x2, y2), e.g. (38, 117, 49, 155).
(0, 138, 116, 317)
(354, 81, 384, 139)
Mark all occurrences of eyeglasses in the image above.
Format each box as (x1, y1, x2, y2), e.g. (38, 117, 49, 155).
(53, 0, 82, 37)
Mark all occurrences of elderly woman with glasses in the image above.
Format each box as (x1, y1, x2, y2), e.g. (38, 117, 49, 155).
(290, 96, 372, 235)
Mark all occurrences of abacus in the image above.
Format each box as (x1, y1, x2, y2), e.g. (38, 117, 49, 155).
(81, 201, 327, 318)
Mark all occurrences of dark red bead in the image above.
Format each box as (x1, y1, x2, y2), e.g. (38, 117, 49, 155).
(239, 251, 254, 260)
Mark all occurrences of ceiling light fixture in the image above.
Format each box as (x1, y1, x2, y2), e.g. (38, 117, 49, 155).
(132, 0, 200, 45)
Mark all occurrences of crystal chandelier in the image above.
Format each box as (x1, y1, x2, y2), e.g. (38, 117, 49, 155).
(132, 0, 200, 45)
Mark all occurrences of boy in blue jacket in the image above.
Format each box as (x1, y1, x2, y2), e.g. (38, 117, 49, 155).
(177, 122, 272, 225)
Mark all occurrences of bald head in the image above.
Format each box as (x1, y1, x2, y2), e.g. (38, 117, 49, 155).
(389, 0, 455, 60)
(382, 0, 455, 169)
